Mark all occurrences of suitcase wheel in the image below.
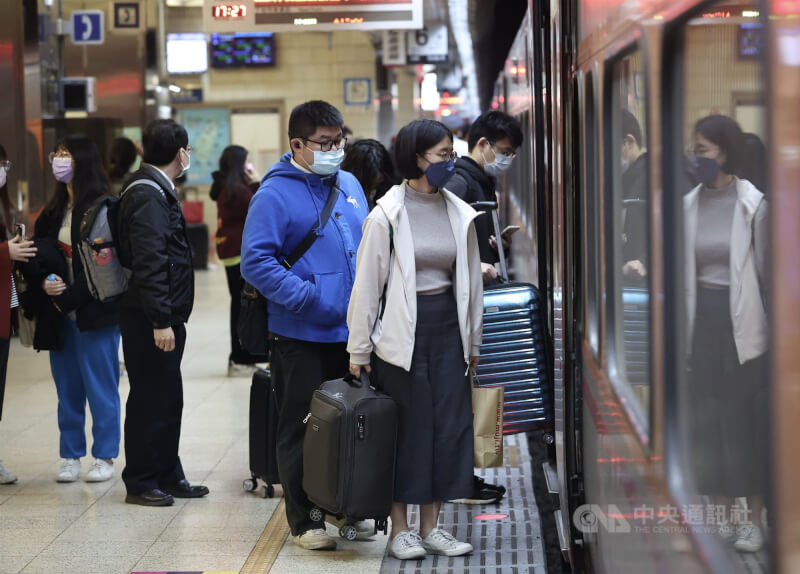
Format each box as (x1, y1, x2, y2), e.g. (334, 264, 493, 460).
(243, 478, 257, 492)
(375, 518, 388, 535)
(339, 525, 358, 541)
(261, 484, 274, 499)
(309, 507, 324, 522)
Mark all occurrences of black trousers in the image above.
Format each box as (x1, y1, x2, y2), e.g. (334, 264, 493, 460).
(0, 334, 8, 421)
(270, 337, 348, 536)
(120, 308, 187, 494)
(225, 264, 267, 365)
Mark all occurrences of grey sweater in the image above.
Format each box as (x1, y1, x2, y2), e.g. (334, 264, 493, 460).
(696, 179, 737, 289)
(404, 186, 456, 295)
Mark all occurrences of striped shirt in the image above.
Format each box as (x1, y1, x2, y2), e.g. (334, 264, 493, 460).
(10, 273, 18, 308)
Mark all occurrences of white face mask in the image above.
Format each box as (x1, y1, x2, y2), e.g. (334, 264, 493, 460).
(307, 147, 344, 176)
(482, 148, 514, 177)
(178, 149, 191, 177)
(0, 168, 6, 189)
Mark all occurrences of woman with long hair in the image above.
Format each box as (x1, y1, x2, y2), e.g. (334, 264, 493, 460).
(0, 144, 37, 484)
(24, 135, 121, 483)
(341, 138, 397, 210)
(210, 144, 266, 376)
(347, 120, 483, 560)
(108, 137, 139, 195)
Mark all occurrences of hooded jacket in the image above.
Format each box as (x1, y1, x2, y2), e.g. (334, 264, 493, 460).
(209, 171, 258, 263)
(347, 182, 484, 372)
(240, 153, 368, 343)
(685, 177, 768, 364)
(446, 156, 498, 264)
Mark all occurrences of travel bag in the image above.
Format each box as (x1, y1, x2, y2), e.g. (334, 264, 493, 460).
(302, 371, 397, 539)
(471, 201, 553, 435)
(242, 368, 281, 498)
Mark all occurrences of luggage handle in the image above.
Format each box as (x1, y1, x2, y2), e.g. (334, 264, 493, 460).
(470, 201, 508, 282)
(343, 370, 371, 388)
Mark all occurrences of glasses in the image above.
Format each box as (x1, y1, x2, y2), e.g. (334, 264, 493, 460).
(303, 136, 347, 152)
(184, 145, 193, 155)
(491, 144, 517, 159)
(424, 150, 458, 161)
(48, 152, 72, 164)
(0, 160, 10, 172)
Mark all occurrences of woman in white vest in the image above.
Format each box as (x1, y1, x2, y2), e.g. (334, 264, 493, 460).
(347, 119, 483, 560)
(684, 114, 768, 553)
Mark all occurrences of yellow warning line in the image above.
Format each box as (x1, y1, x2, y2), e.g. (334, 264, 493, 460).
(240, 498, 290, 574)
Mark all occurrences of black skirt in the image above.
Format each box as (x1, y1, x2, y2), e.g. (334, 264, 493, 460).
(372, 291, 474, 505)
(687, 286, 768, 497)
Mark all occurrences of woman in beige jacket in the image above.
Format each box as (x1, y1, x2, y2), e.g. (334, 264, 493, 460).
(347, 120, 483, 560)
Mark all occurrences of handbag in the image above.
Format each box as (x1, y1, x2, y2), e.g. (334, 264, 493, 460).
(237, 177, 340, 356)
(472, 375, 504, 468)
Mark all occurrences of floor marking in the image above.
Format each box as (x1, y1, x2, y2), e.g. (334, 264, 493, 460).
(240, 498, 290, 574)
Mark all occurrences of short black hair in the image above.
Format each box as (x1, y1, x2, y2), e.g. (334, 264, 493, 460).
(143, 119, 188, 166)
(394, 120, 453, 180)
(109, 137, 138, 180)
(621, 109, 643, 148)
(341, 139, 397, 199)
(467, 111, 523, 151)
(288, 101, 344, 140)
(694, 114, 744, 175)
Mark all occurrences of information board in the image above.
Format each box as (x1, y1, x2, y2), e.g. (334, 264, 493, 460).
(204, 0, 422, 33)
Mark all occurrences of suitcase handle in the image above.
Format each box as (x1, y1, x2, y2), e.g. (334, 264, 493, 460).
(344, 371, 371, 388)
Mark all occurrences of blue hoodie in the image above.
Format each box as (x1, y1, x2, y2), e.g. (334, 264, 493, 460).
(241, 153, 368, 343)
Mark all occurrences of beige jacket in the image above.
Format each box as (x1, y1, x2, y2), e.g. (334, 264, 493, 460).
(347, 182, 483, 372)
(685, 177, 768, 364)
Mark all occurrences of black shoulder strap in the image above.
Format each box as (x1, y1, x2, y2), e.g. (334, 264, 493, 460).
(281, 177, 340, 270)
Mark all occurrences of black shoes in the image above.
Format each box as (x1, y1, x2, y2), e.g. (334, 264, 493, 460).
(163, 479, 210, 498)
(125, 489, 175, 507)
(450, 475, 506, 505)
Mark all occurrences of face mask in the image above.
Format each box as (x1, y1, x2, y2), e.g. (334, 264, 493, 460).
(424, 159, 455, 188)
(178, 150, 191, 177)
(621, 158, 630, 172)
(694, 156, 721, 187)
(245, 162, 255, 173)
(483, 149, 514, 177)
(52, 157, 74, 183)
(0, 168, 6, 189)
(309, 148, 344, 176)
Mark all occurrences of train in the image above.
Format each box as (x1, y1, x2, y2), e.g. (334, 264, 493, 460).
(489, 0, 800, 572)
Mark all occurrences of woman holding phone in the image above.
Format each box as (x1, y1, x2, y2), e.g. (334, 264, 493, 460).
(0, 143, 37, 484)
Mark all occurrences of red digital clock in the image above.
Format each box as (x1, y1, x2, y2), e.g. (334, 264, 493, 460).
(212, 4, 248, 19)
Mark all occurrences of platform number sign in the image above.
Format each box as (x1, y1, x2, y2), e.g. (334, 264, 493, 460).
(114, 2, 140, 29)
(71, 10, 105, 45)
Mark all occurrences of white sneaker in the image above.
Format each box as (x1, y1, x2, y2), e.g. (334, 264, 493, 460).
(734, 523, 764, 553)
(716, 519, 737, 543)
(420, 528, 473, 557)
(84, 458, 114, 482)
(389, 530, 426, 560)
(56, 458, 81, 483)
(326, 516, 375, 539)
(0, 460, 17, 484)
(293, 528, 337, 550)
(228, 362, 258, 378)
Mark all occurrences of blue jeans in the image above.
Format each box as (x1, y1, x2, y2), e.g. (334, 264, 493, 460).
(50, 318, 121, 460)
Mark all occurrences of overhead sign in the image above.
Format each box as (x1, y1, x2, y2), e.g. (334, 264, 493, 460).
(113, 2, 142, 30)
(204, 0, 423, 33)
(407, 25, 448, 64)
(71, 10, 105, 45)
(382, 30, 406, 66)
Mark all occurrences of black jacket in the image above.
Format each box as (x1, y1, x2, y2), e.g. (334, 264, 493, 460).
(117, 164, 194, 328)
(622, 152, 648, 263)
(446, 156, 498, 264)
(20, 200, 120, 350)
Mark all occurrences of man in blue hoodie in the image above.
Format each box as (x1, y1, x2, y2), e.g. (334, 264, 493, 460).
(241, 101, 368, 550)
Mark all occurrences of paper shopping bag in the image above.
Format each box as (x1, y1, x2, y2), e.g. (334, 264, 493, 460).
(472, 385, 504, 468)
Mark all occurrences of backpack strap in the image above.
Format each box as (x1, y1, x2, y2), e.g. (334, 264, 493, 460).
(120, 178, 166, 200)
(280, 176, 340, 270)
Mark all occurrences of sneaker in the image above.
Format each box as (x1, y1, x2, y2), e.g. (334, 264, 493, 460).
(420, 528, 473, 557)
(0, 460, 17, 484)
(228, 361, 259, 378)
(717, 520, 737, 543)
(450, 475, 505, 504)
(293, 528, 337, 551)
(734, 523, 764, 553)
(85, 458, 114, 482)
(56, 458, 81, 483)
(389, 530, 426, 560)
(326, 516, 375, 539)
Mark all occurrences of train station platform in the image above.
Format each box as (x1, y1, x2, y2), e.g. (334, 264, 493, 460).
(0, 269, 546, 574)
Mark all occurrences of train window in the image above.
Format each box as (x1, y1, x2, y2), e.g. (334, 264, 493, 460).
(606, 47, 651, 423)
(583, 71, 601, 356)
(669, 0, 770, 565)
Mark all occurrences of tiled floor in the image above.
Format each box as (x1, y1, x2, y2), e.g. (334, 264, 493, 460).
(0, 268, 546, 574)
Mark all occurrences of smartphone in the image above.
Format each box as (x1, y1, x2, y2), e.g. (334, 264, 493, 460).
(13, 223, 25, 241)
(501, 225, 520, 236)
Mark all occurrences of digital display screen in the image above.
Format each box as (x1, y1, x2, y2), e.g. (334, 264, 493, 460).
(739, 23, 763, 58)
(212, 4, 248, 19)
(166, 33, 209, 75)
(210, 33, 275, 68)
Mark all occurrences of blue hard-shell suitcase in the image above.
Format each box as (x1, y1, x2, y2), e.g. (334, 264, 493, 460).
(471, 201, 553, 435)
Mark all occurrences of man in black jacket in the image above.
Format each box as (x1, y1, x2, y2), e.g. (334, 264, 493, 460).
(447, 111, 522, 505)
(117, 119, 207, 506)
(447, 111, 523, 284)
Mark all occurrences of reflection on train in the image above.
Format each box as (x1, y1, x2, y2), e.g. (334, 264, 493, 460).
(490, 0, 800, 573)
